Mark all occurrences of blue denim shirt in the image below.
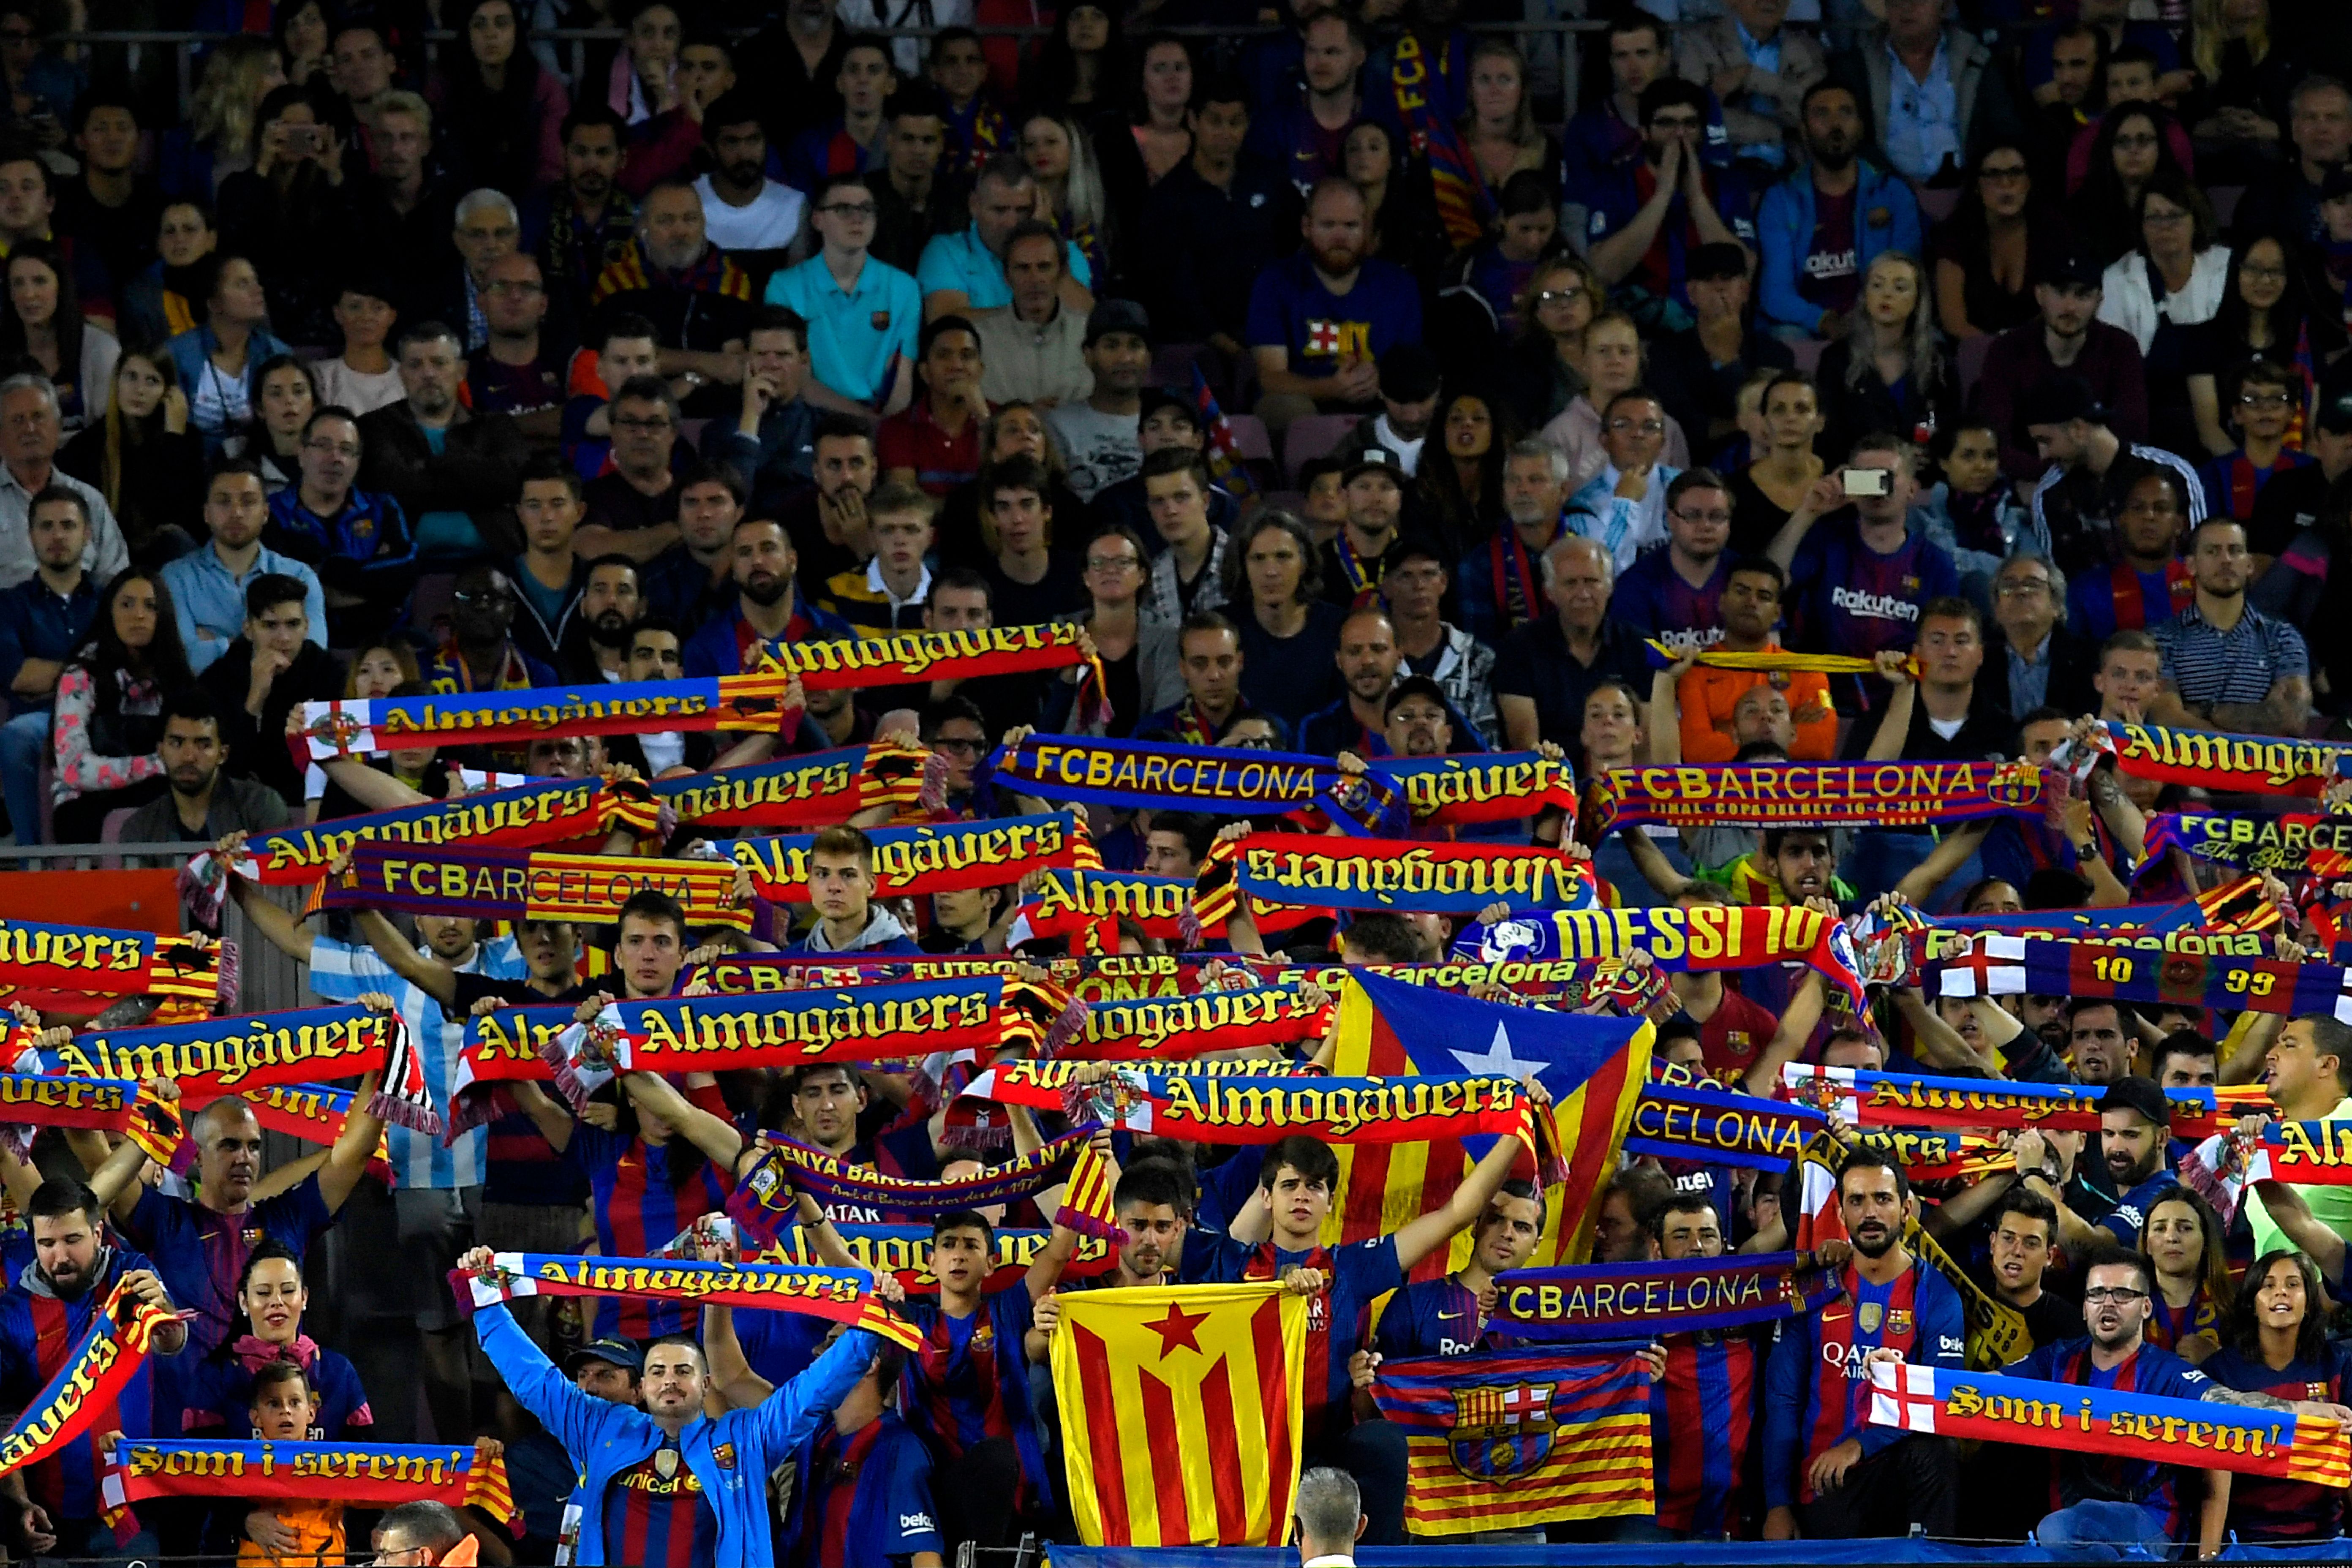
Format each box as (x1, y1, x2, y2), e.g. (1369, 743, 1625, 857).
(157, 542, 326, 674)
(0, 572, 98, 717)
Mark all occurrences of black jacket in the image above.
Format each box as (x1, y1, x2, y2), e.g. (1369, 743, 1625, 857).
(357, 401, 528, 556)
(195, 637, 345, 807)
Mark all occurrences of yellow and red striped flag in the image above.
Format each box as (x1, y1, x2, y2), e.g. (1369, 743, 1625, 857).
(1330, 973, 1653, 1277)
(1050, 1282, 1306, 1547)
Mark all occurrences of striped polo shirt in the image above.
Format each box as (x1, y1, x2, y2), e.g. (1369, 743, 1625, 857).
(2153, 600, 2308, 708)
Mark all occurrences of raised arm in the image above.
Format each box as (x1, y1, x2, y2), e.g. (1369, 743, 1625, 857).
(352, 909, 457, 1007)
(617, 1071, 744, 1170)
(316, 1063, 387, 1215)
(1391, 1104, 1539, 1272)
(507, 1078, 577, 1156)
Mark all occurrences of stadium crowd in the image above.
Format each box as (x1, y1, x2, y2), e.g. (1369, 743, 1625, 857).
(0, 0, 2350, 1560)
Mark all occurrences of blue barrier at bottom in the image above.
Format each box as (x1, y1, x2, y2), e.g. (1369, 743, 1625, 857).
(1043, 1541, 2352, 1566)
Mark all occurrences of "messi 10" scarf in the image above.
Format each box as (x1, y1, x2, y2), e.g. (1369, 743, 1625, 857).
(1456, 905, 1868, 1003)
(1493, 1253, 1841, 1339)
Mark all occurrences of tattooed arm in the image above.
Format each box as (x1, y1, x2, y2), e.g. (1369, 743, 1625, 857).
(2202, 1384, 2352, 1423)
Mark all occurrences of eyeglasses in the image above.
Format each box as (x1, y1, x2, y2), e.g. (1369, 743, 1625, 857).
(1607, 418, 1666, 435)
(2082, 1286, 2148, 1304)
(303, 439, 362, 458)
(611, 415, 672, 431)
(1225, 733, 1275, 749)
(819, 201, 878, 218)
(1085, 554, 1140, 572)
(1535, 287, 1585, 308)
(452, 589, 515, 606)
(2238, 391, 2294, 406)
(1995, 578, 2051, 596)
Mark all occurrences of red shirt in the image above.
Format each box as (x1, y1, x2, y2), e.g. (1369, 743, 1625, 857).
(1698, 987, 1781, 1086)
(876, 397, 985, 496)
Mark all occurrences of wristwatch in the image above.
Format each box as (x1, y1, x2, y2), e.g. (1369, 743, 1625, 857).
(679, 370, 705, 388)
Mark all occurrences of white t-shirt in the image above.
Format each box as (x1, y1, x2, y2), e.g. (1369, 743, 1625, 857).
(1044, 403, 1141, 503)
(694, 175, 807, 253)
(313, 357, 408, 416)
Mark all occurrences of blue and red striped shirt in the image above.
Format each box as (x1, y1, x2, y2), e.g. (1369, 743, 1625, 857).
(567, 1126, 733, 1340)
(2007, 1337, 2209, 1537)
(602, 1438, 717, 1568)
(120, 1177, 334, 1360)
(0, 1247, 170, 1523)
(2201, 1342, 2352, 1540)
(900, 1287, 1052, 1512)
(1654, 1331, 1761, 1534)
(789, 1408, 943, 1568)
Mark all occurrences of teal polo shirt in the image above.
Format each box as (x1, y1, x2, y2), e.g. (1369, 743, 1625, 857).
(763, 253, 923, 405)
(914, 226, 1093, 312)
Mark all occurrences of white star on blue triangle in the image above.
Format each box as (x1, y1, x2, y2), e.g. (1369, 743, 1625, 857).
(1450, 1021, 1551, 1083)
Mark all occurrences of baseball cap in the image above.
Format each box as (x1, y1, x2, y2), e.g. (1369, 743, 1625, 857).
(2020, 375, 2107, 429)
(2318, 384, 2352, 435)
(1377, 343, 1440, 404)
(1084, 298, 1151, 347)
(2034, 250, 2103, 290)
(1137, 386, 1199, 432)
(1342, 445, 1407, 485)
(2101, 1073, 2170, 1128)
(563, 1338, 645, 1376)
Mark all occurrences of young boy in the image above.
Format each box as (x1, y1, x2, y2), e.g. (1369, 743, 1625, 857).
(238, 1362, 343, 1565)
(783, 825, 923, 954)
(2199, 359, 2311, 523)
(821, 483, 936, 636)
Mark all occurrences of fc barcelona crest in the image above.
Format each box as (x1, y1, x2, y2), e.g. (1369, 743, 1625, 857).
(712, 1442, 737, 1470)
(1887, 1309, 1913, 1338)
(1445, 1382, 1556, 1488)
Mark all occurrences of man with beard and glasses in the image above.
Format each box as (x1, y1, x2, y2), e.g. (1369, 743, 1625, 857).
(1755, 82, 1919, 338)
(263, 406, 415, 647)
(184, 578, 337, 813)
(1248, 178, 1423, 430)
(692, 91, 805, 258)
(590, 181, 758, 405)
(560, 555, 645, 682)
(1997, 1247, 2349, 1553)
(1587, 78, 1758, 331)
(683, 514, 853, 678)
(0, 1180, 185, 1562)
(358, 321, 530, 562)
(509, 455, 592, 672)
(1762, 1150, 1963, 1541)
(579, 375, 686, 562)
(122, 683, 291, 841)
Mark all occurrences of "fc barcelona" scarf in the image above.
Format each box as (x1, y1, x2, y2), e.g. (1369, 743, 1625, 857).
(719, 814, 1091, 900)
(1590, 760, 2047, 833)
(227, 776, 655, 885)
(107, 1439, 517, 1524)
(326, 845, 750, 931)
(1623, 1081, 1827, 1170)
(455, 1252, 921, 1350)
(988, 735, 1405, 836)
(1492, 1254, 1842, 1340)
(1867, 1361, 2352, 1484)
(2140, 810, 2352, 879)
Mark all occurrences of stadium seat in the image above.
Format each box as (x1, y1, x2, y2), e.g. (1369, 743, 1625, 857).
(1788, 338, 1825, 377)
(1958, 333, 1995, 403)
(1225, 414, 1273, 465)
(1284, 414, 1361, 483)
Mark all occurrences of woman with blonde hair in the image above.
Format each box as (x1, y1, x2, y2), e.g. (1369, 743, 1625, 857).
(166, 34, 284, 199)
(1815, 251, 1949, 460)
(1458, 38, 1554, 201)
(2187, 0, 2290, 173)
(1020, 111, 1110, 287)
(1500, 253, 1602, 429)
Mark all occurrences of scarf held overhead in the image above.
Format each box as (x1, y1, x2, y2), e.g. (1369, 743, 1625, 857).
(1624, 1082, 1827, 1170)
(1781, 1063, 2103, 1131)
(603, 978, 1031, 1073)
(1204, 835, 1594, 917)
(326, 845, 751, 931)
(456, 1252, 920, 1350)
(2087, 721, 2351, 796)
(0, 1278, 180, 1478)
(727, 1131, 1118, 1248)
(989, 735, 1404, 836)
(2141, 811, 2352, 878)
(759, 623, 1102, 694)
(1492, 1254, 1841, 1340)
(107, 1440, 517, 1524)
(1455, 905, 1868, 1002)
(1058, 988, 1334, 1061)
(651, 744, 930, 828)
(1378, 753, 1579, 826)
(295, 672, 800, 759)
(1866, 1362, 2351, 1485)
(0, 922, 218, 1008)
(1930, 934, 2352, 1021)
(720, 814, 1091, 900)
(1590, 761, 2048, 833)
(228, 776, 653, 886)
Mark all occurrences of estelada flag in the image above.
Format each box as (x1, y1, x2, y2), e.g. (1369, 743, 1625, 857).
(1371, 1346, 1654, 1535)
(1051, 1282, 1306, 1547)
(1330, 972, 1652, 1279)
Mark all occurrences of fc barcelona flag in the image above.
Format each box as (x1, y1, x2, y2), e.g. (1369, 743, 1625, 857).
(1330, 973, 1652, 1280)
(1050, 1282, 1307, 1547)
(1370, 1346, 1654, 1534)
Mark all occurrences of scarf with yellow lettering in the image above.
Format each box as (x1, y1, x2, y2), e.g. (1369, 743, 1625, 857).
(1490, 1253, 1842, 1340)
(1928, 931, 2339, 1020)
(1454, 905, 1870, 1004)
(651, 744, 930, 828)
(1008, 868, 1321, 954)
(225, 776, 657, 888)
(1192, 834, 1595, 930)
(988, 735, 1406, 836)
(453, 1252, 921, 1350)
(0, 922, 220, 1015)
(727, 1130, 1119, 1250)
(719, 813, 1093, 900)
(596, 978, 1042, 1075)
(325, 845, 750, 931)
(1622, 1081, 1826, 1171)
(2245, 1122, 2352, 1184)
(1642, 638, 1913, 678)
(758, 624, 1105, 706)
(106, 1439, 516, 1523)
(1590, 760, 2050, 833)
(1781, 1062, 2102, 1131)
(1377, 752, 1581, 827)
(30, 1005, 434, 1135)
(2140, 810, 2352, 879)
(2070, 720, 2352, 797)
(0, 1277, 180, 1481)
(1057, 988, 1334, 1061)
(0, 1075, 181, 1169)
(753, 1221, 1118, 1291)
(293, 674, 801, 759)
